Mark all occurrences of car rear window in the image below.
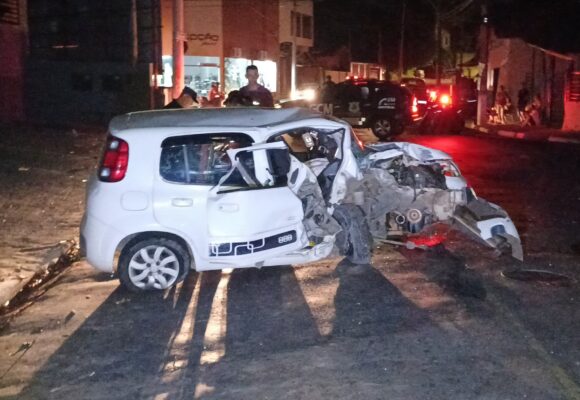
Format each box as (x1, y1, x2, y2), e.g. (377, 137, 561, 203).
(159, 133, 253, 185)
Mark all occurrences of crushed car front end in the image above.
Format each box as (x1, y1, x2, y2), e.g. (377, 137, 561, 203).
(342, 140, 523, 260)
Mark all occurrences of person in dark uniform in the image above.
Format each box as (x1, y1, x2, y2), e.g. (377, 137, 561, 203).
(321, 75, 336, 103)
(164, 86, 198, 109)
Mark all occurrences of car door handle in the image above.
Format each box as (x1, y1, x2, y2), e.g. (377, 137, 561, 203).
(218, 203, 239, 213)
(171, 198, 193, 207)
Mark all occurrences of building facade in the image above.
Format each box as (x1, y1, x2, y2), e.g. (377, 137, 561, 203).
(160, 0, 313, 103)
(15, 0, 313, 124)
(0, 0, 26, 121)
(487, 30, 579, 126)
(25, 0, 162, 124)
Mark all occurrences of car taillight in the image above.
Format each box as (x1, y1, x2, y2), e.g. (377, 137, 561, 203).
(411, 96, 419, 114)
(440, 94, 451, 107)
(98, 136, 129, 182)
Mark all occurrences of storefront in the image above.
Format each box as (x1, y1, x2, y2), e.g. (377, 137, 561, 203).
(224, 58, 277, 94)
(158, 0, 278, 101)
(159, 0, 279, 101)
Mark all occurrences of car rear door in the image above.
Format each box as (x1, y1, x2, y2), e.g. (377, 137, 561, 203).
(205, 142, 308, 268)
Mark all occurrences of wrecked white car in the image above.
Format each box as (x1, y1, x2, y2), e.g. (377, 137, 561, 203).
(80, 108, 521, 291)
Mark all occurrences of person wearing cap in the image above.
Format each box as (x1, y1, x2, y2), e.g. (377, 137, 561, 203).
(164, 86, 199, 109)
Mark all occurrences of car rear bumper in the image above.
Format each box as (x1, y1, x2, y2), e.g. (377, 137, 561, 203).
(80, 212, 121, 273)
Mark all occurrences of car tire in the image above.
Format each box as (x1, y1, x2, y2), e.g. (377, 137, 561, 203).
(118, 237, 190, 292)
(333, 204, 373, 265)
(372, 118, 403, 141)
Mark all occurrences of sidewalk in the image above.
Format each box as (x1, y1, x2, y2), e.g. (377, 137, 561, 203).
(0, 123, 105, 309)
(466, 120, 580, 144)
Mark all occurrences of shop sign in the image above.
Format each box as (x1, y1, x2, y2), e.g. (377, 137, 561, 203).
(187, 33, 220, 46)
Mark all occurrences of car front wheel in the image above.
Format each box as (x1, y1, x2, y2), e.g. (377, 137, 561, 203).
(118, 237, 190, 292)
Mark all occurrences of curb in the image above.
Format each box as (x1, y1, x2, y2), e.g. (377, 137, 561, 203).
(0, 241, 77, 310)
(472, 125, 580, 144)
(548, 136, 580, 145)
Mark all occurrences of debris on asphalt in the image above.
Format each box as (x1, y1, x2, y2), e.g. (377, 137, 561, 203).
(377, 239, 427, 250)
(64, 310, 76, 324)
(502, 269, 573, 287)
(0, 242, 79, 327)
(1, 340, 36, 381)
(10, 341, 34, 357)
(49, 371, 96, 393)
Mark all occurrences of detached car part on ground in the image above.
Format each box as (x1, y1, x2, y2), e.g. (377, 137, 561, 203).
(80, 108, 521, 292)
(280, 79, 420, 141)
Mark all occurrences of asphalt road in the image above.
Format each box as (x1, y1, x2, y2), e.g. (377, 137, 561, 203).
(1, 129, 579, 399)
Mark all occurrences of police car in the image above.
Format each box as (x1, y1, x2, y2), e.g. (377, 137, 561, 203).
(281, 78, 420, 140)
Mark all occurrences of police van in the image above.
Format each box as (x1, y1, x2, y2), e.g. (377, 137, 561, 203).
(281, 78, 420, 140)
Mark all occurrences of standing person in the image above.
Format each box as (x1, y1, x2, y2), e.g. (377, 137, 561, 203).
(208, 82, 224, 107)
(163, 87, 198, 109)
(321, 75, 336, 103)
(517, 82, 530, 122)
(495, 85, 509, 124)
(239, 65, 274, 107)
(521, 94, 543, 127)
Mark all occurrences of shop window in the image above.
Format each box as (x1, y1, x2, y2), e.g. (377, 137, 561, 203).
(225, 57, 251, 93)
(290, 11, 313, 39)
(253, 60, 277, 93)
(302, 15, 312, 39)
(185, 56, 220, 97)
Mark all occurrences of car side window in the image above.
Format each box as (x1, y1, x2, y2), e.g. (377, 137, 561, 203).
(160, 133, 253, 185)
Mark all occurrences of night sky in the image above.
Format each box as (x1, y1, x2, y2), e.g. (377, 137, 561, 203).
(489, 0, 580, 53)
(314, 0, 480, 69)
(314, 0, 580, 69)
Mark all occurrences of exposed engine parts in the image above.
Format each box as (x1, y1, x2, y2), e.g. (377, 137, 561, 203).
(345, 147, 466, 240)
(286, 132, 522, 262)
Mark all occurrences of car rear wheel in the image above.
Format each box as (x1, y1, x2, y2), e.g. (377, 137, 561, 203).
(371, 118, 402, 141)
(118, 237, 190, 292)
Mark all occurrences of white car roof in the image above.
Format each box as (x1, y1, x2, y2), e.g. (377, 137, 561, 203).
(109, 107, 335, 134)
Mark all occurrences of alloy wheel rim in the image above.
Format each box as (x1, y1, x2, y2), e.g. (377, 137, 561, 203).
(375, 119, 391, 135)
(128, 245, 180, 289)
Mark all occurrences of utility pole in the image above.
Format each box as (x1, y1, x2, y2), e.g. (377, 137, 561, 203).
(435, 3, 441, 85)
(378, 28, 383, 77)
(425, 0, 441, 85)
(290, 0, 297, 96)
(172, 0, 185, 98)
(130, 0, 138, 66)
(476, 3, 490, 125)
(398, 0, 406, 80)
